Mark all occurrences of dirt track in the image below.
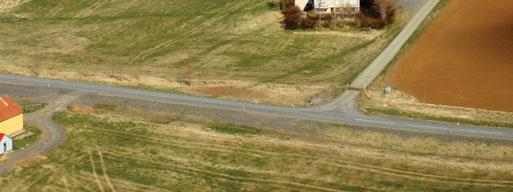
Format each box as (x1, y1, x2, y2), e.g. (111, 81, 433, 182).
(390, 0, 513, 112)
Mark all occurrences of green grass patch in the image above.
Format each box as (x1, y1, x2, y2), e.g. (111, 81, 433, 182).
(207, 122, 263, 136)
(17, 100, 47, 113)
(13, 125, 42, 150)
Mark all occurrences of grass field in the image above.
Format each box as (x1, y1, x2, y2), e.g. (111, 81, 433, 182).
(0, 0, 406, 106)
(0, 105, 512, 191)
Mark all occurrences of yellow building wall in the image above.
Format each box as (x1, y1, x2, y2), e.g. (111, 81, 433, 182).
(0, 114, 24, 136)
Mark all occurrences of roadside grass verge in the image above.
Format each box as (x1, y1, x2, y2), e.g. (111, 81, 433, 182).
(16, 99, 47, 113)
(365, 107, 513, 129)
(208, 122, 263, 136)
(1, 106, 513, 191)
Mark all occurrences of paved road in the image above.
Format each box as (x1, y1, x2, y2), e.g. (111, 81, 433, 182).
(1, 73, 513, 142)
(0, 92, 83, 175)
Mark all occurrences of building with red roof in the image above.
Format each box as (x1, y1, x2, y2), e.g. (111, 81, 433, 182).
(0, 95, 24, 136)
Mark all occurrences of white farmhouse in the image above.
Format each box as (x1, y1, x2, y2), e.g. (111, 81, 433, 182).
(295, 0, 360, 13)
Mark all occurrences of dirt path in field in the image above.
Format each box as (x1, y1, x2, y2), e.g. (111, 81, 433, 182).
(0, 92, 84, 175)
(389, 0, 513, 112)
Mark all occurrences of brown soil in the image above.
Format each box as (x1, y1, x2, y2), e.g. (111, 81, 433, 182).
(389, 0, 513, 112)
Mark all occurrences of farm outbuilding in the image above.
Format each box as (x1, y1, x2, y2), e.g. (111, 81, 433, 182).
(0, 95, 24, 137)
(0, 133, 13, 155)
(294, 0, 360, 13)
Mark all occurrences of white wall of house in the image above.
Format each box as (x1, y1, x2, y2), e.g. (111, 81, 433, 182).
(0, 136, 12, 155)
(298, 0, 360, 13)
(294, 0, 309, 10)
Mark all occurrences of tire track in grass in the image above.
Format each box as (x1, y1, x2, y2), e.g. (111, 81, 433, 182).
(87, 149, 105, 192)
(81, 124, 513, 188)
(82, 153, 288, 191)
(74, 173, 171, 192)
(107, 143, 513, 189)
(132, 0, 257, 63)
(97, 149, 116, 192)
(101, 151, 347, 192)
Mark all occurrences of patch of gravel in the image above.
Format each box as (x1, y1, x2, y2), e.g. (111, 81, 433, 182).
(73, 93, 332, 137)
(0, 83, 71, 101)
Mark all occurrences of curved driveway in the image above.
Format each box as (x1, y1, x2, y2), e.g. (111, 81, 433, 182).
(0, 92, 83, 175)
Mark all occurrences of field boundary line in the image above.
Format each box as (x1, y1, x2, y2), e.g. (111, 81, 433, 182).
(349, 0, 440, 88)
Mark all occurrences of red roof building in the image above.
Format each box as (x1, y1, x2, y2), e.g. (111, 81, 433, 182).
(0, 95, 24, 136)
(0, 96, 23, 122)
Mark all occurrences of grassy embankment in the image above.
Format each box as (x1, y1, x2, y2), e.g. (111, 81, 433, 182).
(360, 0, 513, 129)
(0, 0, 406, 106)
(0, 104, 512, 191)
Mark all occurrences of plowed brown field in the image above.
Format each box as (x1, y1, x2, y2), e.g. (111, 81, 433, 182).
(390, 0, 513, 112)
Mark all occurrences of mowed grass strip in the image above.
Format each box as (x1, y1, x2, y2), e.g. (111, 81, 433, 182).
(1, 109, 513, 191)
(0, 0, 406, 105)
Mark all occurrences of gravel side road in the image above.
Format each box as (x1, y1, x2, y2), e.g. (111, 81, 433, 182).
(0, 91, 84, 175)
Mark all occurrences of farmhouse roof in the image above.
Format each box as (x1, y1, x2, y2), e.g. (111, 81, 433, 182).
(0, 96, 23, 122)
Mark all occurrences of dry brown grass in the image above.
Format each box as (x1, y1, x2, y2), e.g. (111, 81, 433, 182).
(1, 105, 512, 191)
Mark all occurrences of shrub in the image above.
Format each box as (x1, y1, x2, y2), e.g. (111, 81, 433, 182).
(359, 0, 397, 28)
(283, 5, 303, 29)
(320, 14, 334, 28)
(303, 14, 319, 29)
(359, 13, 387, 29)
(376, 0, 397, 24)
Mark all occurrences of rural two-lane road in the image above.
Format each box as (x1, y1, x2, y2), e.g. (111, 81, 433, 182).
(1, 71, 513, 141)
(1, 0, 513, 175)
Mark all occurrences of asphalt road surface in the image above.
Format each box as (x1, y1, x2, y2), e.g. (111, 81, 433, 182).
(1, 73, 513, 142)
